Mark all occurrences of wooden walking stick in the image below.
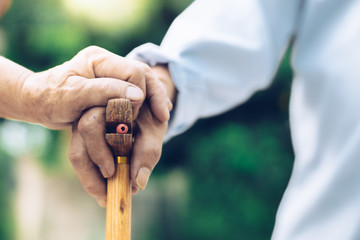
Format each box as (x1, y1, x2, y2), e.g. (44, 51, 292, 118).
(105, 99, 133, 240)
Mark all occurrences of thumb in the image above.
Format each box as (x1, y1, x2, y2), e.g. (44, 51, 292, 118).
(69, 76, 145, 119)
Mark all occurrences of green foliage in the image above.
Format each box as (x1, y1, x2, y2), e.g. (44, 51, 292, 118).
(182, 122, 292, 240)
(160, 119, 293, 239)
(0, 151, 15, 240)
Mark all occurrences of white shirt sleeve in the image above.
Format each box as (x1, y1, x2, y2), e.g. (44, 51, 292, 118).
(129, 1, 360, 239)
(272, 1, 360, 239)
(128, 0, 301, 141)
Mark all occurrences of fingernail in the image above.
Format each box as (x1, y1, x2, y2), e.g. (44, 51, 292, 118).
(126, 86, 143, 101)
(99, 165, 110, 178)
(132, 185, 139, 195)
(163, 108, 170, 121)
(97, 198, 106, 208)
(136, 167, 151, 190)
(162, 98, 172, 121)
(167, 98, 173, 111)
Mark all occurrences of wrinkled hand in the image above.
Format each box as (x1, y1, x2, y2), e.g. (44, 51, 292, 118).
(69, 103, 167, 206)
(20, 46, 170, 129)
(68, 65, 174, 207)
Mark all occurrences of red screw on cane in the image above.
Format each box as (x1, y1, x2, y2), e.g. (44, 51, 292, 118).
(116, 124, 129, 134)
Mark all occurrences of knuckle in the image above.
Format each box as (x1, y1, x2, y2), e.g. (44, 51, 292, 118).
(143, 63, 151, 72)
(132, 61, 148, 75)
(78, 109, 103, 135)
(68, 149, 85, 169)
(141, 63, 152, 78)
(71, 46, 107, 78)
(137, 61, 151, 72)
(127, 61, 148, 91)
(78, 115, 95, 135)
(81, 45, 104, 56)
(78, 46, 105, 65)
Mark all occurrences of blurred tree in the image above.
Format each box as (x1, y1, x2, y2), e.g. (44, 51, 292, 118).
(0, 151, 15, 240)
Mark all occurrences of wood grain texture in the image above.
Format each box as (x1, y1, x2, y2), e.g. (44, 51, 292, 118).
(106, 99, 133, 135)
(105, 99, 132, 240)
(106, 162, 131, 240)
(105, 134, 132, 157)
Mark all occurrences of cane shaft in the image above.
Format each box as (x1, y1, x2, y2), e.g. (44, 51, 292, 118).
(106, 159, 131, 240)
(105, 99, 133, 240)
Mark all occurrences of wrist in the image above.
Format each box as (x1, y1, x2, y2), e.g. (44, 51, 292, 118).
(0, 56, 35, 122)
(18, 71, 43, 123)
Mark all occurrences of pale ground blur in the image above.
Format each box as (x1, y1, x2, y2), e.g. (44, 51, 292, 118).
(1, 122, 188, 240)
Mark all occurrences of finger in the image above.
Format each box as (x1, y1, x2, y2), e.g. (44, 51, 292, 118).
(145, 69, 172, 122)
(69, 46, 174, 120)
(68, 123, 107, 207)
(64, 76, 144, 120)
(130, 105, 168, 190)
(69, 46, 146, 104)
(77, 107, 115, 178)
(71, 46, 145, 82)
(132, 185, 139, 195)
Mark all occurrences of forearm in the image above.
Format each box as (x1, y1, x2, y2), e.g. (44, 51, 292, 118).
(0, 56, 34, 122)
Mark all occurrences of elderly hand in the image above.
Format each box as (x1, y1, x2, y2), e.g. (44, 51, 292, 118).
(0, 46, 172, 208)
(68, 65, 175, 206)
(1, 46, 170, 128)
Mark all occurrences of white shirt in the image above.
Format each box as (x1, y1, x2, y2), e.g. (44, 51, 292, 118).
(128, 0, 360, 239)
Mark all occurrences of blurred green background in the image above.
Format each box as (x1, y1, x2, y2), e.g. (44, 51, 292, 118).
(0, 0, 294, 239)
